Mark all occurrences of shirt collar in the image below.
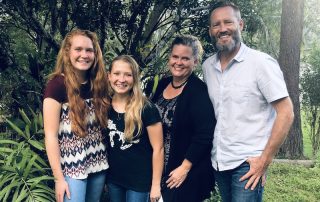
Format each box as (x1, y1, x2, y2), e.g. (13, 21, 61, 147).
(233, 42, 247, 62)
(212, 42, 247, 71)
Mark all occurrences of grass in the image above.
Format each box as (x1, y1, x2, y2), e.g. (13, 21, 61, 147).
(264, 163, 320, 202)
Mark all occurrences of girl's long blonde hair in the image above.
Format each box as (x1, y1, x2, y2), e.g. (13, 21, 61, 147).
(109, 55, 147, 141)
(49, 29, 110, 137)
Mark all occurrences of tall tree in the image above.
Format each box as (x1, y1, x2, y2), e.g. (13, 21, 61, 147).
(278, 0, 305, 158)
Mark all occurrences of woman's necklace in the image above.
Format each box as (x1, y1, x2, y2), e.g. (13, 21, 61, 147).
(116, 111, 122, 121)
(171, 78, 188, 89)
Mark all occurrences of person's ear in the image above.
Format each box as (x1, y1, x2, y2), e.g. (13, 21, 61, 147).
(239, 19, 244, 31)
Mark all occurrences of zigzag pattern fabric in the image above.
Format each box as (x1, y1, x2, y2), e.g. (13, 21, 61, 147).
(58, 99, 108, 179)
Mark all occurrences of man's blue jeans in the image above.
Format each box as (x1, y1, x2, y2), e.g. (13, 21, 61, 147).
(64, 170, 106, 202)
(107, 182, 149, 202)
(214, 162, 264, 202)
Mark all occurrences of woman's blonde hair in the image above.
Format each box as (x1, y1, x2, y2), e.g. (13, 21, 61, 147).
(109, 55, 147, 141)
(49, 29, 110, 137)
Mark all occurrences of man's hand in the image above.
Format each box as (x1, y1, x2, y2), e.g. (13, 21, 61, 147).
(239, 156, 268, 190)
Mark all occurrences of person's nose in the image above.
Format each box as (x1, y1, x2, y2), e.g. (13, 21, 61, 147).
(218, 23, 228, 33)
(118, 74, 126, 82)
(176, 58, 183, 65)
(80, 50, 89, 58)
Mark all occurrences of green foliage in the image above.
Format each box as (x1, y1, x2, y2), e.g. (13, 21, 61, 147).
(0, 109, 54, 202)
(204, 186, 222, 202)
(301, 43, 320, 157)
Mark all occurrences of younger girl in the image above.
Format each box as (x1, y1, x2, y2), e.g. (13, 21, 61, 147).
(43, 29, 110, 202)
(106, 55, 164, 202)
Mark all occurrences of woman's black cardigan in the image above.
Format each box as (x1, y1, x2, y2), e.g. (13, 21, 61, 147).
(152, 73, 216, 200)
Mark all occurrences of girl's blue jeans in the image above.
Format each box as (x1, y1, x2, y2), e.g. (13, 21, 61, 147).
(64, 170, 106, 202)
(107, 182, 149, 202)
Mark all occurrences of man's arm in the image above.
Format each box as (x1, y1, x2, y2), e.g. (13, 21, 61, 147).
(240, 96, 294, 190)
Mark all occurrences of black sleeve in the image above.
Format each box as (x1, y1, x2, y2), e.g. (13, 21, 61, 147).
(142, 100, 162, 127)
(184, 81, 216, 165)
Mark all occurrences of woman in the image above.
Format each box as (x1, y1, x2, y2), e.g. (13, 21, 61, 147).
(152, 35, 216, 202)
(43, 29, 109, 202)
(106, 55, 164, 202)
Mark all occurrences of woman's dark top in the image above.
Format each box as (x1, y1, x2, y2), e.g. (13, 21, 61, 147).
(106, 102, 161, 192)
(152, 73, 216, 202)
(155, 95, 178, 186)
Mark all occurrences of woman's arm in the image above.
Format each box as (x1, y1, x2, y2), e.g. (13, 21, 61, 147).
(43, 98, 70, 202)
(147, 122, 164, 202)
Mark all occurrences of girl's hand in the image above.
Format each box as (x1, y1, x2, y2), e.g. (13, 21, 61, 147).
(55, 179, 70, 202)
(150, 184, 161, 202)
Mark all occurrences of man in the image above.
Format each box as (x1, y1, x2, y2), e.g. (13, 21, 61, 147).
(202, 1, 294, 202)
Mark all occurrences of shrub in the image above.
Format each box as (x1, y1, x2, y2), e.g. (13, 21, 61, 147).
(0, 109, 54, 202)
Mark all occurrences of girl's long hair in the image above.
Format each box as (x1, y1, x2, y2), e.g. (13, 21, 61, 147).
(49, 29, 110, 137)
(109, 55, 147, 141)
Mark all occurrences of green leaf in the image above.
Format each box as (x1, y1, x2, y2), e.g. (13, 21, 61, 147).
(152, 74, 159, 95)
(0, 180, 19, 201)
(6, 118, 27, 139)
(38, 112, 44, 128)
(17, 152, 29, 174)
(1, 165, 16, 172)
(0, 147, 14, 153)
(28, 139, 45, 151)
(19, 109, 32, 125)
(36, 129, 44, 134)
(32, 120, 38, 134)
(0, 139, 19, 145)
(0, 172, 16, 188)
(15, 186, 28, 202)
(31, 185, 55, 195)
(29, 193, 54, 202)
(12, 183, 22, 202)
(25, 124, 31, 139)
(23, 153, 38, 178)
(28, 106, 37, 118)
(5, 151, 16, 166)
(31, 151, 49, 167)
(28, 175, 53, 183)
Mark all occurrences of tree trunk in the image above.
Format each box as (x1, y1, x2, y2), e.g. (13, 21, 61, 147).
(278, 0, 305, 158)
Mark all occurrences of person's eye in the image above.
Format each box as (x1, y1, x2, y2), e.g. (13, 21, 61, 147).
(87, 48, 94, 52)
(211, 23, 219, 28)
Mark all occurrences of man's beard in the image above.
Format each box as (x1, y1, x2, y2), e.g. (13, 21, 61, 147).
(211, 29, 241, 53)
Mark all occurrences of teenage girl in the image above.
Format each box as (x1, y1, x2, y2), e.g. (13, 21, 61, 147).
(43, 29, 110, 202)
(106, 55, 164, 202)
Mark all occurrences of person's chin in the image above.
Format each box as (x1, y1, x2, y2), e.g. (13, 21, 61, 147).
(75, 65, 92, 71)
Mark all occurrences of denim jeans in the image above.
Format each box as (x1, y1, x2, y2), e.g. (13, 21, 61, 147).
(64, 171, 106, 202)
(214, 162, 264, 202)
(107, 182, 149, 202)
